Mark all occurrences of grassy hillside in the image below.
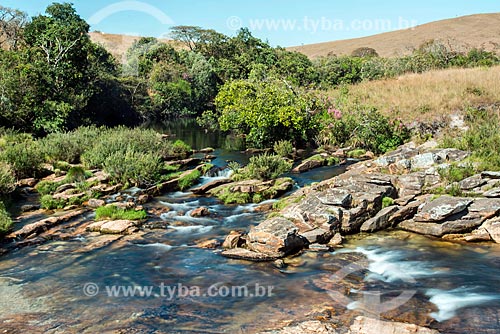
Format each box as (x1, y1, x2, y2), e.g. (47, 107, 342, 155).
(328, 65, 500, 123)
(89, 32, 178, 62)
(289, 13, 500, 58)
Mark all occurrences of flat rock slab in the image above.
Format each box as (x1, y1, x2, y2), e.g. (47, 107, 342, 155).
(399, 217, 483, 237)
(258, 320, 338, 334)
(220, 248, 279, 262)
(88, 220, 138, 234)
(191, 178, 232, 194)
(467, 198, 500, 219)
(459, 175, 486, 191)
(414, 196, 472, 222)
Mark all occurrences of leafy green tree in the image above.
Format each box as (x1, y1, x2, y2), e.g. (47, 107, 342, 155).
(213, 79, 321, 148)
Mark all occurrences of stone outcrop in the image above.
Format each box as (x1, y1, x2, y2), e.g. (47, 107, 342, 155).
(87, 220, 139, 235)
(348, 316, 440, 334)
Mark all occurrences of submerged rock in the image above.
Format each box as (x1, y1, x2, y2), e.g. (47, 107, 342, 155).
(348, 316, 440, 334)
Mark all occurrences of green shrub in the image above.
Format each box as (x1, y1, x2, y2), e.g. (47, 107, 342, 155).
(273, 140, 294, 158)
(178, 169, 201, 190)
(103, 150, 163, 187)
(347, 149, 366, 159)
(95, 205, 147, 221)
(0, 163, 15, 195)
(0, 201, 12, 234)
(0, 139, 44, 179)
(438, 164, 475, 183)
(246, 153, 292, 180)
(171, 140, 191, 156)
(35, 180, 64, 196)
(65, 166, 88, 183)
(215, 187, 251, 204)
(382, 197, 395, 209)
(40, 195, 67, 210)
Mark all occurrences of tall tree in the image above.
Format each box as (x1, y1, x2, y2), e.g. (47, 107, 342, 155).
(0, 6, 28, 51)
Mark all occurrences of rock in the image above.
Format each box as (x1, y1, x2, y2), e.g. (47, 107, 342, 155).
(198, 147, 214, 153)
(221, 248, 279, 261)
(87, 198, 106, 208)
(222, 231, 244, 249)
(292, 159, 324, 173)
(52, 191, 86, 201)
(20, 204, 40, 213)
(373, 142, 418, 167)
(348, 316, 440, 334)
(165, 157, 201, 168)
(483, 187, 500, 198)
(190, 207, 210, 217)
(360, 205, 400, 233)
(467, 198, 500, 219)
(459, 175, 486, 191)
(418, 140, 439, 151)
(136, 194, 150, 204)
(99, 220, 138, 234)
(433, 148, 469, 162)
(63, 205, 79, 211)
(90, 183, 122, 195)
(389, 201, 421, 225)
(410, 153, 442, 169)
(327, 233, 343, 247)
(191, 178, 232, 194)
(6, 210, 86, 240)
(414, 196, 472, 222)
(273, 259, 286, 269)
(247, 217, 307, 257)
(86, 171, 110, 184)
(196, 239, 220, 249)
(308, 244, 331, 252)
(482, 217, 500, 243)
(317, 189, 353, 208)
(464, 228, 492, 242)
(258, 320, 338, 334)
(254, 202, 275, 212)
(54, 183, 75, 194)
(394, 195, 416, 206)
(399, 216, 484, 237)
(301, 228, 332, 244)
(86, 221, 106, 232)
(17, 178, 37, 187)
(481, 171, 500, 179)
(396, 173, 425, 197)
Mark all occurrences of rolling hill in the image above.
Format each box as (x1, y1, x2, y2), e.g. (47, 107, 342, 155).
(288, 13, 500, 58)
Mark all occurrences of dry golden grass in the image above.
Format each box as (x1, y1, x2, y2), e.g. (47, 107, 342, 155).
(328, 65, 500, 123)
(89, 32, 182, 62)
(289, 14, 500, 58)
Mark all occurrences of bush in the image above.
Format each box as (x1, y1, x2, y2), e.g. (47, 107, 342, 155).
(0, 139, 45, 179)
(0, 201, 12, 234)
(40, 194, 67, 210)
(0, 162, 15, 195)
(65, 166, 89, 183)
(246, 153, 292, 180)
(441, 108, 500, 171)
(103, 150, 163, 187)
(438, 164, 475, 183)
(382, 197, 395, 208)
(178, 169, 201, 190)
(40, 126, 102, 164)
(95, 205, 147, 221)
(274, 140, 294, 158)
(36, 180, 64, 196)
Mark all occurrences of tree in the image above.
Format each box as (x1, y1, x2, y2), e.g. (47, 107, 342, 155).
(351, 47, 379, 58)
(0, 6, 28, 51)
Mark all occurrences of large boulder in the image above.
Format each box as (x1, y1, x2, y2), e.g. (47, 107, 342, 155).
(191, 178, 232, 194)
(247, 217, 307, 257)
(360, 205, 400, 233)
(414, 196, 472, 222)
(482, 217, 500, 243)
(258, 320, 338, 334)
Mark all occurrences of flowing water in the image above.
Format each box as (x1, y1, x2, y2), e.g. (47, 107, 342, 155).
(0, 121, 499, 333)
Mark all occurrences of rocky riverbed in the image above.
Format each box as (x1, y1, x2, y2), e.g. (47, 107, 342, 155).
(1, 142, 499, 333)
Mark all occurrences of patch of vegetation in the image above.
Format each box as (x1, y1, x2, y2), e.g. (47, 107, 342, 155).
(95, 205, 147, 221)
(347, 149, 366, 159)
(245, 154, 293, 180)
(0, 163, 15, 195)
(35, 180, 64, 196)
(438, 164, 475, 183)
(65, 166, 90, 183)
(382, 197, 395, 209)
(214, 186, 252, 205)
(441, 108, 500, 171)
(0, 202, 12, 234)
(178, 169, 202, 190)
(40, 195, 67, 210)
(0, 139, 44, 179)
(274, 140, 294, 158)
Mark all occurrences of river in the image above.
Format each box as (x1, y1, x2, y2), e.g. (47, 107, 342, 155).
(0, 120, 499, 333)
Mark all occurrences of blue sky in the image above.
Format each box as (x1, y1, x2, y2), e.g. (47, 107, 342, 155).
(3, 0, 499, 46)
